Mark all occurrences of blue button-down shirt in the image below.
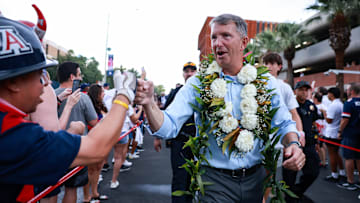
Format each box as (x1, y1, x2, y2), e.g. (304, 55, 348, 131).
(153, 72, 298, 170)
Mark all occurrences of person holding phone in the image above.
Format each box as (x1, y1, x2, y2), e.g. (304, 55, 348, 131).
(0, 16, 136, 202)
(55, 62, 99, 203)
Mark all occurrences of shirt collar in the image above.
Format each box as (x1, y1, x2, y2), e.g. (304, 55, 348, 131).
(0, 98, 27, 117)
(220, 71, 241, 84)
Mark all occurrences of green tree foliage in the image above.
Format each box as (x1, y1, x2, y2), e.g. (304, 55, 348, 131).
(276, 23, 311, 88)
(154, 84, 165, 96)
(47, 50, 103, 84)
(245, 23, 311, 89)
(245, 30, 281, 64)
(105, 66, 143, 89)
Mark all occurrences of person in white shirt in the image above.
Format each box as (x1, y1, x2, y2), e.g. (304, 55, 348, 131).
(324, 87, 345, 182)
(318, 87, 332, 107)
(313, 92, 328, 167)
(263, 53, 304, 145)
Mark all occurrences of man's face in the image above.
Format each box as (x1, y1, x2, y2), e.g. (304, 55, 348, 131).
(71, 67, 83, 81)
(183, 68, 197, 82)
(347, 88, 351, 98)
(327, 92, 334, 101)
(265, 62, 282, 77)
(211, 22, 248, 72)
(18, 69, 46, 113)
(295, 86, 309, 102)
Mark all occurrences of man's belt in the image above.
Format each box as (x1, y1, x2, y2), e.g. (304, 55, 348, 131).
(211, 164, 261, 178)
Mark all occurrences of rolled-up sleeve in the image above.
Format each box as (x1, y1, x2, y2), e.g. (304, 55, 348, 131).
(153, 75, 199, 140)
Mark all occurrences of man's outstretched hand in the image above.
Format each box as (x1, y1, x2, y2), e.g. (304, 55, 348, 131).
(134, 79, 155, 105)
(282, 144, 306, 171)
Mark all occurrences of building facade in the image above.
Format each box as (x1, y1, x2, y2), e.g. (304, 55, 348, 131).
(42, 39, 68, 60)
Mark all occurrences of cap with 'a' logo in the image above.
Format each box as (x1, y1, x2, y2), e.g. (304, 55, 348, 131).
(0, 16, 57, 80)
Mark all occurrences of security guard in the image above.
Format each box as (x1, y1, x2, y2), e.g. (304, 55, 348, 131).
(153, 62, 197, 203)
(282, 81, 320, 203)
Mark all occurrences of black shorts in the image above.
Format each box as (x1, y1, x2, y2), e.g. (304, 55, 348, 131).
(341, 136, 360, 160)
(63, 167, 88, 187)
(323, 137, 341, 149)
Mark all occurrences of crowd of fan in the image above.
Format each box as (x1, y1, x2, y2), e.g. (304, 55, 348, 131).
(29, 62, 147, 203)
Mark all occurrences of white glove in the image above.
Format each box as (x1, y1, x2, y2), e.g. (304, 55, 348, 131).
(113, 70, 137, 102)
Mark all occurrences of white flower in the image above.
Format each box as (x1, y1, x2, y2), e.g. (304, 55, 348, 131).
(219, 116, 238, 133)
(237, 64, 257, 84)
(235, 130, 254, 152)
(241, 114, 258, 130)
(210, 78, 227, 98)
(205, 61, 222, 75)
(241, 84, 257, 98)
(215, 102, 233, 117)
(240, 97, 258, 114)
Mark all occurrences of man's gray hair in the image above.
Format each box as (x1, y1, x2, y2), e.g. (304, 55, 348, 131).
(350, 83, 360, 95)
(210, 14, 248, 37)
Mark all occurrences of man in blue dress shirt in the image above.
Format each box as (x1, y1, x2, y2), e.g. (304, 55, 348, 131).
(135, 14, 305, 202)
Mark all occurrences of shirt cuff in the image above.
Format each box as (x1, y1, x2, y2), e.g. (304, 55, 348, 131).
(152, 111, 176, 140)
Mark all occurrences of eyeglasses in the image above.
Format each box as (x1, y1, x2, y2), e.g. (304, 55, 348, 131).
(40, 69, 48, 85)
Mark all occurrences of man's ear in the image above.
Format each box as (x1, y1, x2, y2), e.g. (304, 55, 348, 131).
(240, 36, 249, 50)
(69, 74, 75, 81)
(3, 77, 21, 93)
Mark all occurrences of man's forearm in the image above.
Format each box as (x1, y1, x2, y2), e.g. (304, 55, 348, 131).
(143, 100, 164, 132)
(290, 109, 303, 132)
(282, 132, 299, 146)
(339, 118, 349, 132)
(59, 102, 73, 130)
(71, 95, 128, 167)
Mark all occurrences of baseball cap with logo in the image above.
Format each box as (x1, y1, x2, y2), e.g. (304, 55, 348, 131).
(295, 81, 311, 90)
(183, 62, 197, 71)
(0, 16, 57, 81)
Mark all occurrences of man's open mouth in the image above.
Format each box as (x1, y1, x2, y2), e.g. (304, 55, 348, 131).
(217, 51, 226, 56)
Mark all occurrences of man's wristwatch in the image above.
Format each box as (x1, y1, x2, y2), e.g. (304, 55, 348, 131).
(288, 141, 301, 148)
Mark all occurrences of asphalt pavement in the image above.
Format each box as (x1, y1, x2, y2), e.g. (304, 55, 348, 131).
(57, 133, 360, 203)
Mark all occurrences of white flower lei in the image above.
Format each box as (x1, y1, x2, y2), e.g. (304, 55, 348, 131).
(198, 60, 271, 156)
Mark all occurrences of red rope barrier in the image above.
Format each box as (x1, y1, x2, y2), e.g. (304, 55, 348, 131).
(27, 121, 143, 203)
(318, 137, 360, 152)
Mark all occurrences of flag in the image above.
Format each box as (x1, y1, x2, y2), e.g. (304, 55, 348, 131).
(108, 54, 113, 71)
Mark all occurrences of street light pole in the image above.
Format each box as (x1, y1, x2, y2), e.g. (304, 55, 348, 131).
(103, 14, 110, 83)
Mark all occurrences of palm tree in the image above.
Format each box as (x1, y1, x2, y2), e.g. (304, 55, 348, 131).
(276, 23, 311, 89)
(246, 30, 281, 64)
(255, 30, 282, 55)
(307, 0, 360, 98)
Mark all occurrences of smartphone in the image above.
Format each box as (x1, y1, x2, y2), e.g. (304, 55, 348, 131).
(72, 79, 81, 93)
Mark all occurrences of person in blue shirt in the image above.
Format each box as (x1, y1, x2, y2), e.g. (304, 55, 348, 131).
(134, 13, 305, 202)
(337, 83, 360, 191)
(0, 16, 136, 202)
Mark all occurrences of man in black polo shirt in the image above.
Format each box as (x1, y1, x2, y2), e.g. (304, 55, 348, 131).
(283, 81, 320, 203)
